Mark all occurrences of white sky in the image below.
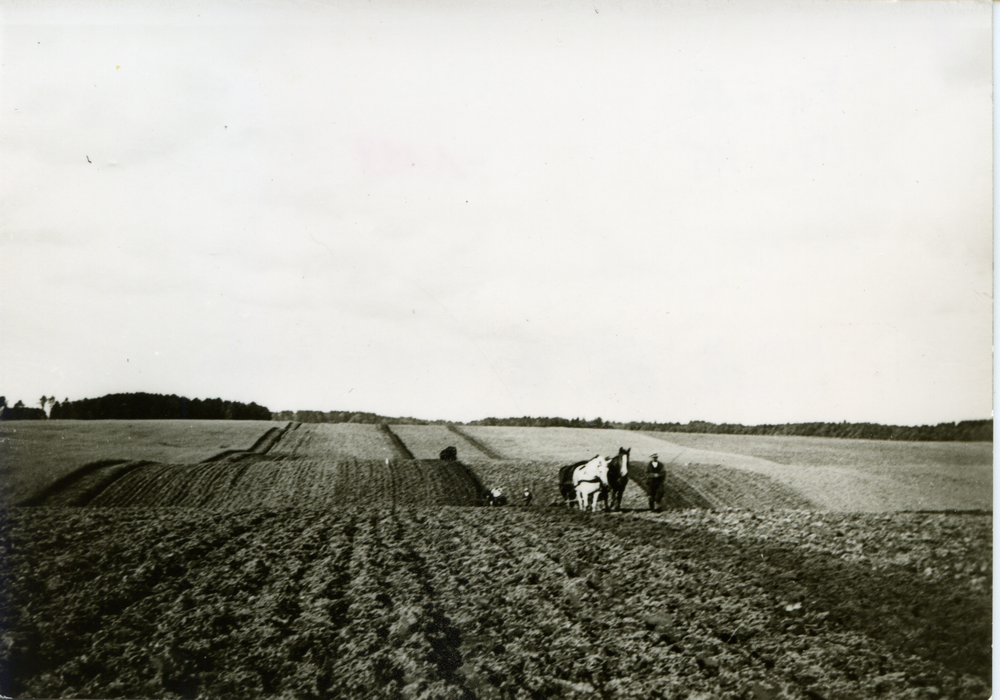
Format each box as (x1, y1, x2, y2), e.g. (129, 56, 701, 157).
(1, 0, 993, 425)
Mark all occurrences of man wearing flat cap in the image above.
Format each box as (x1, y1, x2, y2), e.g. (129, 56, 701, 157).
(647, 453, 665, 512)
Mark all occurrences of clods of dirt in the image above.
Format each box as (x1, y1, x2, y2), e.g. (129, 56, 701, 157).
(0, 506, 990, 700)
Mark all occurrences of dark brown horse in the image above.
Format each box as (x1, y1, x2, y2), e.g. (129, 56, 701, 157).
(559, 457, 596, 506)
(604, 447, 630, 511)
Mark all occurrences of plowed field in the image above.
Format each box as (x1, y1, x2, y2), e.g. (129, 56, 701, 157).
(19, 423, 484, 510)
(0, 421, 991, 699)
(1, 508, 989, 699)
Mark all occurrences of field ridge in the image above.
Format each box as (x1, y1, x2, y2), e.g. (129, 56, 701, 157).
(203, 421, 296, 462)
(17, 460, 153, 507)
(446, 424, 504, 459)
(379, 424, 415, 459)
(45, 457, 487, 509)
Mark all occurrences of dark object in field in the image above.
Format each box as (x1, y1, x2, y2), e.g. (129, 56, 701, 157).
(647, 454, 666, 511)
(440, 446, 458, 461)
(558, 458, 593, 505)
(605, 447, 630, 511)
(487, 487, 507, 506)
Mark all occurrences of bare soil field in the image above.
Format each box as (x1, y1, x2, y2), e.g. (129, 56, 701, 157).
(288, 423, 408, 461)
(0, 421, 991, 699)
(0, 507, 989, 700)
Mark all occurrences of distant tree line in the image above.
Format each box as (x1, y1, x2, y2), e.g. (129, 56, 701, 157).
(622, 419, 993, 442)
(469, 416, 610, 429)
(29, 393, 273, 420)
(2, 392, 990, 441)
(468, 416, 993, 442)
(270, 410, 434, 425)
(0, 397, 46, 421)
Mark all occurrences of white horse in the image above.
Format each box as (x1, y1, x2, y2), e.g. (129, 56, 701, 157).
(573, 455, 610, 512)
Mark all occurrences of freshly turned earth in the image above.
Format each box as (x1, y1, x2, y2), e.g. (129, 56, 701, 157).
(0, 504, 990, 699)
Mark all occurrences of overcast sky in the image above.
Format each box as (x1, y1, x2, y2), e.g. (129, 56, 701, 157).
(1, 0, 993, 425)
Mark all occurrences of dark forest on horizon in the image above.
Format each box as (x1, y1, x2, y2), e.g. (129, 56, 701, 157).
(0, 393, 271, 422)
(0, 393, 991, 442)
(466, 415, 993, 442)
(278, 411, 992, 442)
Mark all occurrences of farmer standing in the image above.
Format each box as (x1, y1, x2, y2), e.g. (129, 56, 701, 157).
(647, 453, 665, 512)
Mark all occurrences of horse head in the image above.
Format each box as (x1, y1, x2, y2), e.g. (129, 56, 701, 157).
(607, 447, 631, 479)
(619, 447, 630, 476)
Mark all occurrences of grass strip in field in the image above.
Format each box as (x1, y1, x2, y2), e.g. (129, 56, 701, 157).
(458, 426, 992, 512)
(446, 424, 503, 459)
(640, 431, 993, 512)
(377, 424, 415, 460)
(389, 424, 494, 461)
(202, 423, 294, 462)
(649, 431, 993, 470)
(456, 425, 682, 463)
(0, 420, 278, 506)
